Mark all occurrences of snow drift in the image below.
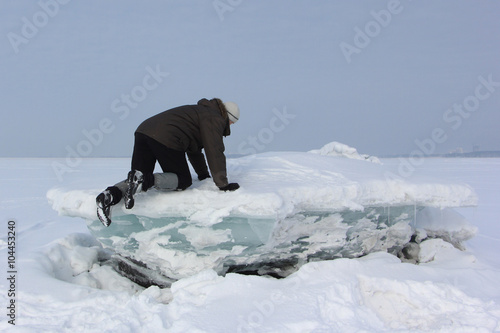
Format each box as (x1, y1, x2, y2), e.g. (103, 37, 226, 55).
(48, 144, 478, 284)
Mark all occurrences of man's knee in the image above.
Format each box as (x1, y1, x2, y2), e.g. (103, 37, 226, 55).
(142, 173, 155, 191)
(153, 173, 179, 191)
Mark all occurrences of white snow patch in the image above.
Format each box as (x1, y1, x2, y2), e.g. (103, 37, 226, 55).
(360, 275, 499, 331)
(47, 151, 477, 225)
(41, 233, 142, 295)
(416, 207, 478, 249)
(178, 225, 232, 249)
(309, 141, 382, 164)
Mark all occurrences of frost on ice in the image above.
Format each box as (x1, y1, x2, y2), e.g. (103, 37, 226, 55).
(47, 144, 478, 286)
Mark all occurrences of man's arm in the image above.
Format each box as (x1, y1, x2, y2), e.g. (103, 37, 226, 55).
(187, 151, 210, 180)
(199, 118, 229, 188)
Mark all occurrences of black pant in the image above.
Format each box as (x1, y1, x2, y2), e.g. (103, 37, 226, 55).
(131, 133, 192, 190)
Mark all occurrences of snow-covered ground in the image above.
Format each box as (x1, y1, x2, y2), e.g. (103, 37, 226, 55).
(1, 154, 500, 332)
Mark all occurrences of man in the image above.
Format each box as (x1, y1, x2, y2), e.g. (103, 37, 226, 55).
(96, 98, 240, 226)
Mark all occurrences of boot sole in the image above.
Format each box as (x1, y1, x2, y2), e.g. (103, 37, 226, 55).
(97, 206, 112, 227)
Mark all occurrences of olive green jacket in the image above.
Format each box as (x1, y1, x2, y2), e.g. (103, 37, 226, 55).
(136, 98, 231, 188)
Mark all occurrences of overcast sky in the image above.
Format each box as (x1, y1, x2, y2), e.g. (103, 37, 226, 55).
(1, 1, 499, 158)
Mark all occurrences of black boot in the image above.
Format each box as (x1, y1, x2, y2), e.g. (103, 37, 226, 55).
(96, 186, 122, 227)
(125, 170, 144, 209)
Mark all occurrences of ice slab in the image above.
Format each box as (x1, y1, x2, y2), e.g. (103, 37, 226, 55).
(84, 206, 418, 280)
(48, 150, 478, 282)
(48, 151, 477, 225)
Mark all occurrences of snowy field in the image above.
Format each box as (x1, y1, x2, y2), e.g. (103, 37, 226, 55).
(1, 155, 500, 332)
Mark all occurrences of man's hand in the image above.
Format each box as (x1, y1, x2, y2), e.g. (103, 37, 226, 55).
(219, 183, 240, 191)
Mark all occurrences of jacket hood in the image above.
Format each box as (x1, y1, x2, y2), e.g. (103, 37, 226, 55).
(198, 98, 231, 137)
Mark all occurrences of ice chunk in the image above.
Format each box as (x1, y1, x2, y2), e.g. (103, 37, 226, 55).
(47, 150, 479, 284)
(48, 151, 477, 226)
(309, 141, 382, 164)
(85, 206, 420, 281)
(416, 207, 477, 249)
